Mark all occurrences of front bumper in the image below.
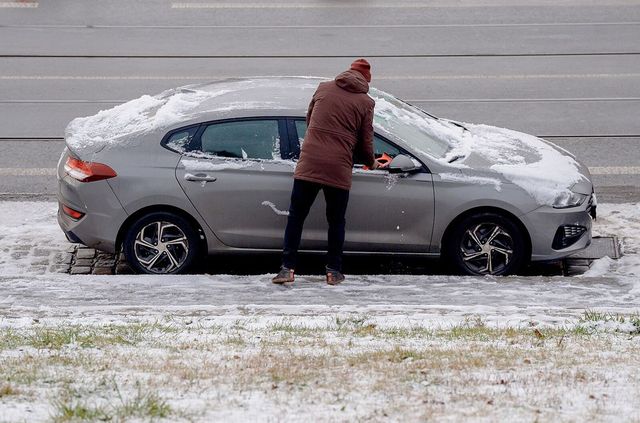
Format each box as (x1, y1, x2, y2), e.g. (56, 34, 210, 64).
(523, 203, 593, 262)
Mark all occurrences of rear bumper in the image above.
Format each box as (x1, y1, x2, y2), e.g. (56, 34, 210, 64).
(57, 175, 127, 254)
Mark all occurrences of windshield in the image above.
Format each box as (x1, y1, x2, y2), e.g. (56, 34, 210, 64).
(370, 88, 452, 159)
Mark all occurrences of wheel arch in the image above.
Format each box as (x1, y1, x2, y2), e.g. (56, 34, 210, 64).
(116, 204, 208, 252)
(440, 206, 532, 260)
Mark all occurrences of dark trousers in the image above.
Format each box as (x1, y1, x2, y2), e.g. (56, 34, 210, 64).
(282, 178, 350, 271)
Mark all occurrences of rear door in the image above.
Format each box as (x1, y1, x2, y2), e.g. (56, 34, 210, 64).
(290, 119, 435, 252)
(175, 118, 295, 249)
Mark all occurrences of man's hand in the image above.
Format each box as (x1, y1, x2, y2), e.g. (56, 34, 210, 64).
(370, 160, 380, 170)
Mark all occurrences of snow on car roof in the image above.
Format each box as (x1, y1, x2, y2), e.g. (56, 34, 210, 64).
(64, 77, 327, 155)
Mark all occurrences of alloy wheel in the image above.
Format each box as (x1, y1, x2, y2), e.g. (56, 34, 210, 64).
(133, 221, 189, 273)
(459, 222, 514, 275)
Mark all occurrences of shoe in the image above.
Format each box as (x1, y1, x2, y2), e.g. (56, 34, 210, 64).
(272, 267, 295, 284)
(326, 268, 345, 285)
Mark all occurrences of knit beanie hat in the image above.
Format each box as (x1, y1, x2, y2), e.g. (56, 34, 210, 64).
(350, 58, 371, 82)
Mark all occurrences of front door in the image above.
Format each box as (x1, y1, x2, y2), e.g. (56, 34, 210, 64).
(291, 120, 435, 252)
(175, 118, 295, 249)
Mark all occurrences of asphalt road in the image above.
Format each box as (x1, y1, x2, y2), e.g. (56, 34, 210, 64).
(0, 0, 639, 201)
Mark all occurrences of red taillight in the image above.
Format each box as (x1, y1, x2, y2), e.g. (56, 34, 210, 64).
(64, 157, 117, 182)
(62, 204, 85, 220)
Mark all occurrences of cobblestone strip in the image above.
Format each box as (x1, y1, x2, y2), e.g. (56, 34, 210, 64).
(63, 238, 619, 276)
(68, 246, 132, 275)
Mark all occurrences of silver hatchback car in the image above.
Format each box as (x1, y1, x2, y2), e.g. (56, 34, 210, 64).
(57, 77, 595, 275)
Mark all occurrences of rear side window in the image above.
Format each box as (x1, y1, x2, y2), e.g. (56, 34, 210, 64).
(164, 127, 198, 152)
(200, 120, 280, 160)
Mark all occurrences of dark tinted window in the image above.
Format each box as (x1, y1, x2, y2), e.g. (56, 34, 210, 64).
(294, 120, 401, 162)
(165, 127, 198, 152)
(294, 120, 307, 147)
(200, 120, 281, 160)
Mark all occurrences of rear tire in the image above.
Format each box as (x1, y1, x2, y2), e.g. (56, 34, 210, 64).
(123, 212, 200, 274)
(444, 212, 527, 276)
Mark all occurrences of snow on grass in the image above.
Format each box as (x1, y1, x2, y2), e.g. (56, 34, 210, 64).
(0, 315, 639, 422)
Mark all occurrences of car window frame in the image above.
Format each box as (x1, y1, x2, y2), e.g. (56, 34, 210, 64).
(286, 117, 430, 173)
(161, 123, 202, 154)
(161, 117, 292, 160)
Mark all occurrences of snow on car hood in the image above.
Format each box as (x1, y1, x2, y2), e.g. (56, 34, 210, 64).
(370, 90, 590, 207)
(449, 123, 591, 207)
(370, 89, 591, 206)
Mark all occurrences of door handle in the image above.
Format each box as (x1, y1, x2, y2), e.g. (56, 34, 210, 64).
(185, 173, 217, 182)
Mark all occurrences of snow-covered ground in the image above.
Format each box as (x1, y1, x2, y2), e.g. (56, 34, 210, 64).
(1, 201, 639, 421)
(1, 201, 639, 325)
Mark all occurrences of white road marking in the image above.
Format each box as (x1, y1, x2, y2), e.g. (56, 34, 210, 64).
(171, 1, 639, 9)
(589, 166, 640, 175)
(1, 73, 639, 81)
(0, 2, 37, 7)
(0, 167, 638, 177)
(171, 2, 455, 8)
(0, 168, 56, 176)
(4, 22, 639, 28)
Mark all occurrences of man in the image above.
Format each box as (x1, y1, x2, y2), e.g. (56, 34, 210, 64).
(272, 59, 381, 286)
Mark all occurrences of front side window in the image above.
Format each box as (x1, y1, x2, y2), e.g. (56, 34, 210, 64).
(200, 120, 281, 160)
(294, 120, 401, 163)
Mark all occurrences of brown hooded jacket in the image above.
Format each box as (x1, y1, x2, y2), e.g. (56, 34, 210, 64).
(293, 70, 376, 191)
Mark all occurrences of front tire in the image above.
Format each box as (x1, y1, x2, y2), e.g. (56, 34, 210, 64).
(445, 212, 527, 276)
(123, 212, 200, 274)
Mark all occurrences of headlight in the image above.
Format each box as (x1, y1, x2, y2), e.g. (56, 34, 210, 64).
(553, 191, 589, 209)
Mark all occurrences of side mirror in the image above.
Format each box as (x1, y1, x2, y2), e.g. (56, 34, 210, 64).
(388, 154, 422, 173)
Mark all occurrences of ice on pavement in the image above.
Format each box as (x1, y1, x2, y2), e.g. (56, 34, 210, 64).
(579, 256, 614, 278)
(0, 201, 639, 329)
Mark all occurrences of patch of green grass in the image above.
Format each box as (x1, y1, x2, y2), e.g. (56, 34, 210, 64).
(578, 310, 640, 335)
(53, 401, 110, 422)
(0, 328, 27, 351)
(52, 382, 172, 422)
(0, 321, 181, 350)
(348, 346, 430, 366)
(224, 334, 246, 346)
(268, 322, 319, 337)
(335, 315, 370, 330)
(377, 326, 434, 339)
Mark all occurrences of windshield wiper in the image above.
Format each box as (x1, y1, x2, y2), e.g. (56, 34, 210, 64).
(447, 154, 466, 163)
(444, 120, 468, 131)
